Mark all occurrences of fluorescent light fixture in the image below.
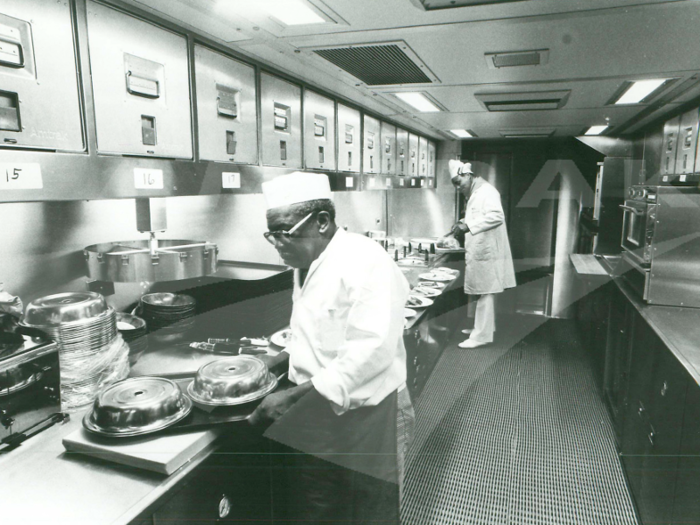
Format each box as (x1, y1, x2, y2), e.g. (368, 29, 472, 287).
(584, 125, 608, 136)
(450, 129, 473, 138)
(392, 92, 442, 112)
(259, 0, 326, 25)
(614, 79, 669, 104)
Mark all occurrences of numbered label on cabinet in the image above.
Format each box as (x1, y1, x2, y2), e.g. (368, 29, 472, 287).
(222, 172, 241, 189)
(134, 168, 164, 189)
(0, 163, 43, 189)
(346, 176, 354, 188)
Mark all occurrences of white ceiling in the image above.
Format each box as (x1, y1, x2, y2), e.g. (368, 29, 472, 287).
(122, 0, 700, 140)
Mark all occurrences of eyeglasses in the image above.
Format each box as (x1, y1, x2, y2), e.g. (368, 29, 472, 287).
(263, 212, 314, 245)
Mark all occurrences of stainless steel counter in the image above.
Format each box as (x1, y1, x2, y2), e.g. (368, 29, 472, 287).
(572, 254, 700, 386)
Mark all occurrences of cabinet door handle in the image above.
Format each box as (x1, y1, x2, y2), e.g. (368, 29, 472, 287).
(648, 431, 655, 447)
(660, 381, 668, 397)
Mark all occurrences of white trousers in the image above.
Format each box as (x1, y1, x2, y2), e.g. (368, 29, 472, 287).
(470, 293, 495, 343)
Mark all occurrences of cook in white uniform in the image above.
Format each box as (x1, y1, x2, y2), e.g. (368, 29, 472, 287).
(249, 172, 411, 523)
(444, 160, 516, 348)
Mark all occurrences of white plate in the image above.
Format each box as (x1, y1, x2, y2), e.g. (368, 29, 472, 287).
(419, 273, 454, 282)
(404, 308, 417, 318)
(406, 295, 434, 308)
(413, 287, 442, 297)
(417, 281, 447, 290)
(435, 267, 460, 276)
(270, 328, 292, 348)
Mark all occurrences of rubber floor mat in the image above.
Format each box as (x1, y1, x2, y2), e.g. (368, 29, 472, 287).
(401, 316, 638, 525)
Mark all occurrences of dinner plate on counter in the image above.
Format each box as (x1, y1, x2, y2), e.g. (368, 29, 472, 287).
(270, 328, 292, 348)
(413, 287, 442, 298)
(406, 295, 434, 308)
(404, 308, 417, 318)
(419, 273, 454, 282)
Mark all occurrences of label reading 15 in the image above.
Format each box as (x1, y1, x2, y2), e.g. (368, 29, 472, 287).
(0, 163, 43, 189)
(134, 168, 164, 189)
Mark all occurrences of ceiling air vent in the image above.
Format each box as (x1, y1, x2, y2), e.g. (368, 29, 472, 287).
(412, 0, 529, 10)
(485, 49, 549, 69)
(309, 41, 438, 86)
(475, 90, 570, 112)
(499, 128, 555, 138)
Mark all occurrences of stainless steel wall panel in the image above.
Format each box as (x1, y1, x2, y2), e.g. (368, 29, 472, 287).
(0, 0, 83, 152)
(428, 141, 436, 178)
(303, 90, 336, 171)
(260, 73, 301, 168)
(408, 133, 419, 176)
(337, 104, 360, 173)
(418, 136, 428, 177)
(363, 115, 380, 174)
(87, 1, 192, 158)
(396, 128, 409, 176)
(660, 116, 680, 177)
(675, 108, 699, 175)
(380, 122, 396, 175)
(648, 187, 700, 307)
(194, 45, 257, 165)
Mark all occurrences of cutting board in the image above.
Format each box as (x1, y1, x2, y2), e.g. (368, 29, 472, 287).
(62, 426, 221, 475)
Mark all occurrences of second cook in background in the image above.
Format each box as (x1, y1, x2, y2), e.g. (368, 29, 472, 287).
(249, 171, 412, 523)
(444, 160, 516, 349)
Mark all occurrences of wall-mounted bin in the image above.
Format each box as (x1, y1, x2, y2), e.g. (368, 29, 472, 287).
(261, 72, 301, 168)
(194, 45, 257, 164)
(418, 136, 428, 177)
(380, 122, 396, 175)
(363, 115, 380, 175)
(396, 128, 408, 176)
(408, 133, 419, 176)
(0, 0, 83, 152)
(304, 90, 336, 171)
(337, 103, 360, 173)
(660, 115, 680, 177)
(87, 1, 192, 158)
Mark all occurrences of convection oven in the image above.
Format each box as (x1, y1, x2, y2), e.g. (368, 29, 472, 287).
(618, 185, 700, 307)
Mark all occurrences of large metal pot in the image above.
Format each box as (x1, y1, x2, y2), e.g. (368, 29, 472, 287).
(84, 239, 218, 283)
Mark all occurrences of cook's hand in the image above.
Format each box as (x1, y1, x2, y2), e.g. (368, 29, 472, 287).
(437, 236, 460, 249)
(248, 381, 314, 426)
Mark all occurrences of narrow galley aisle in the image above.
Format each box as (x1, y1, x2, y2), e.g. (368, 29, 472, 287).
(401, 316, 638, 525)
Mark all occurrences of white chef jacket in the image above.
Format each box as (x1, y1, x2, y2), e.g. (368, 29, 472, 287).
(461, 180, 516, 295)
(286, 228, 409, 415)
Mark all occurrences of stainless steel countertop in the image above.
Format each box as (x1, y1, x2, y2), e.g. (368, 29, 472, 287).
(572, 254, 700, 387)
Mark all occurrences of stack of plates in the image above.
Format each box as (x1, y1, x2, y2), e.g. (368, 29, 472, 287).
(22, 292, 128, 410)
(116, 312, 148, 365)
(140, 293, 196, 344)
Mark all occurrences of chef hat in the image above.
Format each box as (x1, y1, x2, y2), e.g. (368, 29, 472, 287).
(262, 172, 333, 210)
(448, 159, 473, 180)
(459, 162, 474, 175)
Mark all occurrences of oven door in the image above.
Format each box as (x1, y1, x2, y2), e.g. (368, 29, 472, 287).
(620, 201, 649, 265)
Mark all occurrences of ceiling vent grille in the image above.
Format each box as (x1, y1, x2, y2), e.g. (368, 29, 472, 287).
(499, 128, 555, 138)
(310, 41, 436, 86)
(485, 49, 549, 69)
(475, 90, 570, 111)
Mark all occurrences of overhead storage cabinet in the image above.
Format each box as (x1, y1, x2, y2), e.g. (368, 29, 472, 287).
(87, 1, 192, 158)
(303, 90, 336, 171)
(337, 104, 361, 173)
(418, 136, 428, 177)
(428, 141, 436, 178)
(261, 73, 301, 168)
(363, 115, 380, 174)
(408, 133, 419, 177)
(675, 108, 699, 176)
(380, 122, 396, 175)
(661, 116, 680, 177)
(396, 128, 408, 176)
(194, 45, 257, 165)
(0, 0, 83, 151)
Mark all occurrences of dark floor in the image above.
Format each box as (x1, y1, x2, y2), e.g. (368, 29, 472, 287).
(401, 314, 639, 525)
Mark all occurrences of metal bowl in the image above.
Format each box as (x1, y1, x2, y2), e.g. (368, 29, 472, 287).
(187, 356, 278, 406)
(83, 377, 192, 437)
(23, 292, 108, 327)
(141, 293, 196, 309)
(115, 312, 147, 333)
